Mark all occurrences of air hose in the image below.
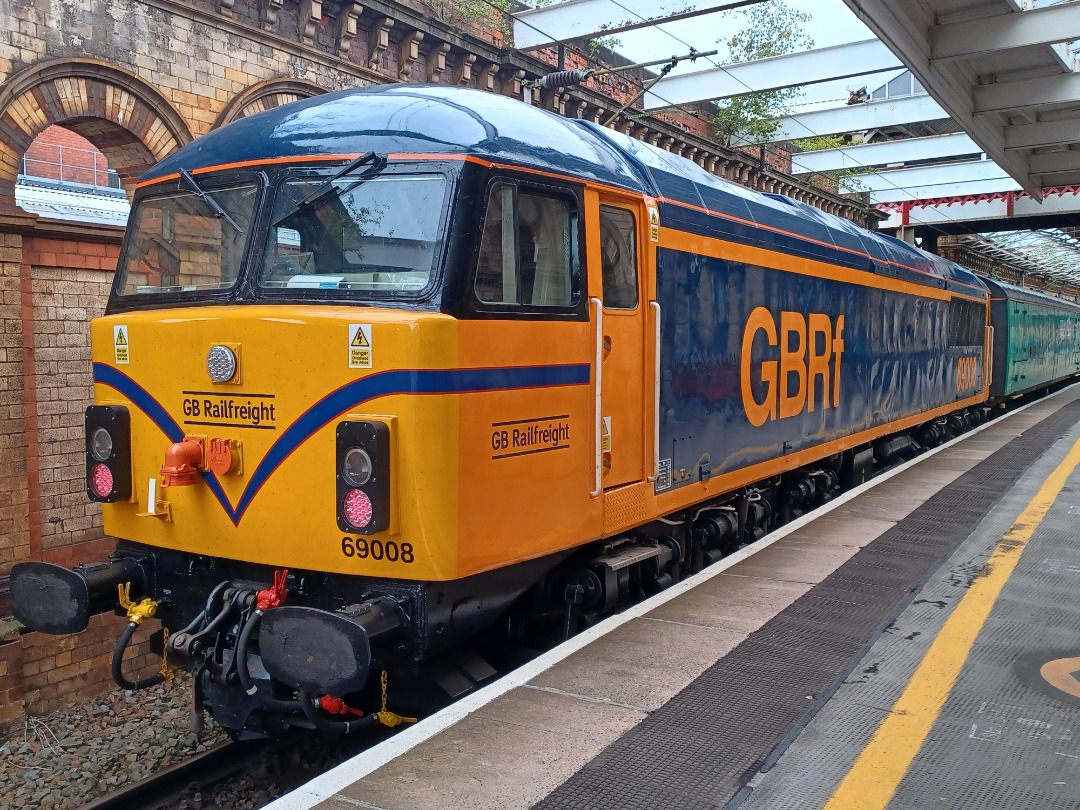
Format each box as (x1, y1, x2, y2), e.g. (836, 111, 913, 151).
(299, 691, 377, 734)
(112, 621, 164, 691)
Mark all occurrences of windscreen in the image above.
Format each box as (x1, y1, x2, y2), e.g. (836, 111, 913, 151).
(115, 182, 258, 297)
(260, 173, 447, 296)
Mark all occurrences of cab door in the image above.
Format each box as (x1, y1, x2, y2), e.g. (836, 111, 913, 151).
(588, 193, 647, 494)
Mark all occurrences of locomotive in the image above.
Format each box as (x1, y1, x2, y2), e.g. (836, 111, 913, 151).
(11, 85, 1080, 737)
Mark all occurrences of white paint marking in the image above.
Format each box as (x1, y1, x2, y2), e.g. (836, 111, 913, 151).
(263, 388, 1078, 810)
(522, 684, 649, 713)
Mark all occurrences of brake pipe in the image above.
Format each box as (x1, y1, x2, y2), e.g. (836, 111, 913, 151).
(236, 569, 300, 713)
(299, 690, 377, 734)
(112, 582, 165, 691)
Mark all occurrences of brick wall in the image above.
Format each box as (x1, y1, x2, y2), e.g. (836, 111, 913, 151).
(0, 214, 127, 726)
(0, 223, 29, 578)
(30, 259, 115, 555)
(12, 234, 119, 575)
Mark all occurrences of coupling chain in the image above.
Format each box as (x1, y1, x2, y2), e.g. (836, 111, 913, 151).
(376, 669, 417, 728)
(159, 628, 176, 683)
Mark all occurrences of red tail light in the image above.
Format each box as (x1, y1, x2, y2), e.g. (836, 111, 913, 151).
(336, 421, 390, 534)
(90, 464, 114, 499)
(341, 489, 374, 530)
(85, 406, 131, 502)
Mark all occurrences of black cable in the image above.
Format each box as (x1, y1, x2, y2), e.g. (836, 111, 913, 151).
(111, 623, 165, 691)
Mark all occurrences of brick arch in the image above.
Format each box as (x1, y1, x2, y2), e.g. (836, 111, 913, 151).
(0, 58, 192, 202)
(214, 79, 328, 128)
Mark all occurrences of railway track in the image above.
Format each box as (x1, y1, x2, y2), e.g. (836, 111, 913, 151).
(76, 740, 268, 810)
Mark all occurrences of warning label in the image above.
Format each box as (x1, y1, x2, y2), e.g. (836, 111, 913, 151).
(348, 324, 372, 368)
(113, 325, 129, 365)
(601, 416, 611, 453)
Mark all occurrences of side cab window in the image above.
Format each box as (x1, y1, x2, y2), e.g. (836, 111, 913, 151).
(472, 180, 580, 312)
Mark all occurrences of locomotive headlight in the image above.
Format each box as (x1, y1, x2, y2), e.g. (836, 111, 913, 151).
(89, 427, 113, 462)
(341, 448, 373, 487)
(206, 345, 237, 383)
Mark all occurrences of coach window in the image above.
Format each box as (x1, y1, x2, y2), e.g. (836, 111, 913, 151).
(474, 182, 576, 308)
(600, 206, 638, 309)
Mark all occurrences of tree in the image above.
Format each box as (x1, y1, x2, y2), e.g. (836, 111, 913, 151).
(712, 1, 813, 147)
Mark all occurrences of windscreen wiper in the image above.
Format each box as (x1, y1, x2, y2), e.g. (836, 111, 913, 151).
(272, 151, 387, 228)
(179, 168, 243, 234)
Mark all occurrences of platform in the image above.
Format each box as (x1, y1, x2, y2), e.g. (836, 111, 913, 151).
(267, 386, 1080, 810)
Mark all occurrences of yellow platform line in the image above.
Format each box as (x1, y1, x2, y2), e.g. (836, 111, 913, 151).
(824, 433, 1080, 810)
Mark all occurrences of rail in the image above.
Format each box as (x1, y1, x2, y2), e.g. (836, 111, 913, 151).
(76, 741, 267, 810)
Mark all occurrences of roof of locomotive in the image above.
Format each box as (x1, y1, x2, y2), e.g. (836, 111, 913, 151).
(141, 83, 985, 297)
(982, 276, 1080, 312)
(589, 125, 988, 298)
(140, 84, 649, 191)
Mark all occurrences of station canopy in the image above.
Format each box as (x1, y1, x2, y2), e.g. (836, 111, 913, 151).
(512, 0, 1080, 288)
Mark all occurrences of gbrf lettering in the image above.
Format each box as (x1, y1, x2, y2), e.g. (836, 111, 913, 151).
(741, 307, 845, 427)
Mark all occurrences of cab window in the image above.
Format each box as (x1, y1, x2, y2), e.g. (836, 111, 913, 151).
(600, 206, 638, 309)
(474, 182, 578, 308)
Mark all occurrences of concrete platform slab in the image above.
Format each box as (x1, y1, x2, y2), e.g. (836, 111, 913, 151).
(321, 688, 645, 810)
(645, 573, 813, 634)
(529, 615, 746, 711)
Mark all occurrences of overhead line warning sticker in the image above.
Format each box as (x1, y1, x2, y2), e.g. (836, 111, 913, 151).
(113, 325, 129, 365)
(348, 324, 372, 368)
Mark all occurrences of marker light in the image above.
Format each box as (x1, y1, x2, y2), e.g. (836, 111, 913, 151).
(85, 405, 131, 503)
(89, 427, 113, 462)
(342, 489, 373, 529)
(336, 420, 392, 534)
(90, 464, 114, 499)
(341, 448, 373, 487)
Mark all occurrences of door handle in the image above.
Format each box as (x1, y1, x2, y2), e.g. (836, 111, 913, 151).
(591, 297, 602, 498)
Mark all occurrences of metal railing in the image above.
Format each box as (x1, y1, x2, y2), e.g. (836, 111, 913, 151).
(22, 143, 121, 191)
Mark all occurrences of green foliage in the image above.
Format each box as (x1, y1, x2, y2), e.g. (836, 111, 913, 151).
(712, 1, 813, 147)
(790, 135, 846, 152)
(427, 0, 512, 42)
(790, 135, 872, 190)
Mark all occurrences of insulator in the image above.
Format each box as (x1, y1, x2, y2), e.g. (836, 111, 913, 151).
(538, 69, 590, 89)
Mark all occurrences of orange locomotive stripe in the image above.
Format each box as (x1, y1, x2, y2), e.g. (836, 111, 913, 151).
(658, 195, 988, 296)
(660, 227, 988, 303)
(651, 389, 990, 522)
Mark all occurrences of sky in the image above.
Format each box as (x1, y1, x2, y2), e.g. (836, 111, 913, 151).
(609, 0, 889, 109)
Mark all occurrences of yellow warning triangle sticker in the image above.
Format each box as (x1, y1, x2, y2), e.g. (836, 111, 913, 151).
(115, 329, 128, 345)
(351, 329, 369, 348)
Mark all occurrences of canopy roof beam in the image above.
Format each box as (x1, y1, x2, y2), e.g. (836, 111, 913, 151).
(793, 132, 982, 174)
(841, 158, 1022, 203)
(929, 3, 1080, 62)
(511, 0, 766, 51)
(842, 0, 1042, 198)
(974, 72, 1080, 115)
(642, 39, 902, 110)
(765, 94, 950, 142)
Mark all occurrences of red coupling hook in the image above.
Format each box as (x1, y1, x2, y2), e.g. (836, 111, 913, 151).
(255, 568, 289, 612)
(320, 695, 365, 717)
